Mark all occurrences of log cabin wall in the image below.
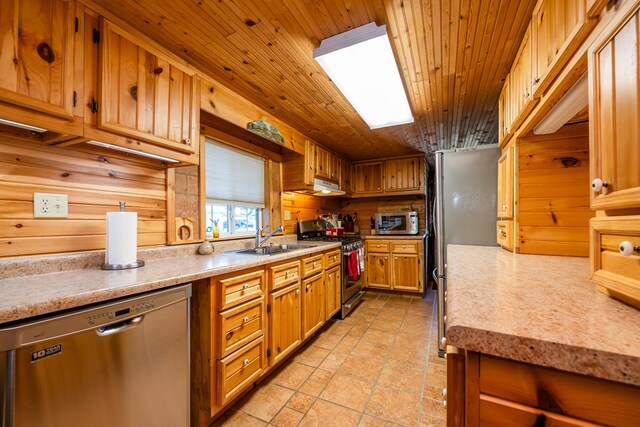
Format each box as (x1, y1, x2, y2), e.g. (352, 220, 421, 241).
(174, 165, 201, 241)
(518, 123, 593, 256)
(282, 192, 341, 234)
(0, 138, 167, 258)
(341, 196, 427, 233)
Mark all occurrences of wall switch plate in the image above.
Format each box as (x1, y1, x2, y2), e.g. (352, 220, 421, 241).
(284, 210, 291, 221)
(34, 193, 68, 218)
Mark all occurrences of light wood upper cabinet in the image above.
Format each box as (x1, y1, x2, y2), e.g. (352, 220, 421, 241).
(340, 159, 356, 194)
(589, 7, 640, 212)
(0, 0, 75, 119)
(385, 157, 422, 192)
(314, 144, 341, 183)
(509, 24, 534, 129)
(498, 74, 512, 146)
(531, 0, 595, 99)
(355, 161, 384, 194)
(497, 143, 515, 219)
(97, 20, 199, 154)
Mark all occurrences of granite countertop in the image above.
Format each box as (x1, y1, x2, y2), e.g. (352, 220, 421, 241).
(446, 244, 640, 386)
(0, 240, 339, 325)
(364, 234, 425, 240)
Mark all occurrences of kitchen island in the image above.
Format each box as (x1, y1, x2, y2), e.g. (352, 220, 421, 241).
(445, 244, 640, 425)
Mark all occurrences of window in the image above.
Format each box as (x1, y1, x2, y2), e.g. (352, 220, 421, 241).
(204, 139, 265, 238)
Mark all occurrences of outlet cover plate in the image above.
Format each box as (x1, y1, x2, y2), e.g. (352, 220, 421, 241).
(284, 210, 291, 221)
(34, 193, 68, 218)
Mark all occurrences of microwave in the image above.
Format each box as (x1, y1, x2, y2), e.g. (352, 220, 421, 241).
(375, 211, 419, 235)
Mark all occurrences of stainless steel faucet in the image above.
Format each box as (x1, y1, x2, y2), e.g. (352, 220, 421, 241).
(255, 225, 285, 247)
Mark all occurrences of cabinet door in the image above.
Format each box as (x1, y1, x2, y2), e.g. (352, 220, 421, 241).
(302, 274, 325, 339)
(325, 266, 341, 320)
(590, 8, 640, 211)
(385, 157, 422, 192)
(99, 20, 198, 154)
(366, 253, 391, 289)
(314, 145, 330, 179)
(532, 0, 555, 92)
(392, 254, 421, 292)
(0, 0, 74, 119)
(497, 145, 514, 219)
(510, 25, 533, 127)
(355, 162, 384, 194)
(340, 159, 352, 194)
(269, 283, 302, 366)
(498, 74, 511, 145)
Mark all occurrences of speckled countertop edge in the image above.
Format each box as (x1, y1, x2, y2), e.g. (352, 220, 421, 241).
(445, 244, 640, 386)
(0, 239, 340, 325)
(363, 234, 425, 240)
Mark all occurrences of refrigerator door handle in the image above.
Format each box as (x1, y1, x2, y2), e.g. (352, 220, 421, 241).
(432, 268, 438, 282)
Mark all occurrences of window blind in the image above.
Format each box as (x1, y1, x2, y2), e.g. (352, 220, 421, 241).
(205, 139, 265, 208)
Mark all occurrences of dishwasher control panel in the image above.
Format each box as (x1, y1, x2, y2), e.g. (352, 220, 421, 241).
(86, 300, 157, 325)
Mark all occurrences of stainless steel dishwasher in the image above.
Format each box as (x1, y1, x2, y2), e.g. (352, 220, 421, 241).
(0, 284, 191, 427)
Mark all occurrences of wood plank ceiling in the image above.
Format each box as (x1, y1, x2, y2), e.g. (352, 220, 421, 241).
(93, 0, 537, 160)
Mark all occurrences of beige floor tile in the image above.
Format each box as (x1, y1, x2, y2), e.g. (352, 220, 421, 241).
(298, 399, 361, 427)
(377, 363, 424, 394)
(360, 328, 397, 345)
(338, 331, 362, 347)
(386, 346, 428, 369)
(294, 345, 330, 367)
(326, 321, 353, 336)
(298, 379, 327, 396)
(309, 368, 334, 384)
(319, 372, 374, 411)
(362, 309, 381, 322)
(338, 354, 384, 381)
(317, 350, 348, 372)
(213, 409, 267, 427)
(421, 398, 447, 419)
(427, 363, 447, 377)
(367, 299, 386, 309)
(418, 413, 447, 427)
(350, 339, 390, 358)
(271, 362, 315, 390)
(425, 372, 447, 388)
(364, 385, 420, 426)
(423, 384, 445, 401)
(236, 383, 295, 422)
(271, 407, 304, 427)
(312, 332, 343, 350)
(334, 342, 355, 354)
(393, 334, 429, 353)
(286, 392, 316, 413)
(358, 414, 401, 427)
(369, 317, 403, 333)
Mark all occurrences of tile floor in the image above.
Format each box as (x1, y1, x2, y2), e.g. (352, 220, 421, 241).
(214, 289, 446, 427)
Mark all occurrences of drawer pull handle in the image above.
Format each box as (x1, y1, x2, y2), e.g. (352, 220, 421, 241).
(591, 178, 609, 192)
(285, 270, 290, 276)
(243, 316, 250, 324)
(242, 283, 250, 290)
(225, 331, 233, 341)
(243, 358, 250, 366)
(619, 241, 640, 257)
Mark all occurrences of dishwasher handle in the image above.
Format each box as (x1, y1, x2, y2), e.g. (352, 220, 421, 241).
(96, 315, 143, 337)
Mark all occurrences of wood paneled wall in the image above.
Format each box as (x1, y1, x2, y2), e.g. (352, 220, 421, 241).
(282, 192, 341, 234)
(341, 196, 427, 233)
(0, 138, 167, 257)
(518, 123, 593, 256)
(174, 165, 200, 241)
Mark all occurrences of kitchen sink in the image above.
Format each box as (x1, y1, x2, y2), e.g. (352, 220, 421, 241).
(229, 243, 315, 256)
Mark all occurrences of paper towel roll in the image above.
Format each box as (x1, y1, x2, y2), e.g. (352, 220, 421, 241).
(105, 211, 138, 266)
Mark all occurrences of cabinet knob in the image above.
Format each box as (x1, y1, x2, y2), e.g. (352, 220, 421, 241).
(243, 358, 250, 366)
(242, 283, 250, 290)
(443, 400, 447, 408)
(296, 289, 300, 295)
(384, 256, 387, 260)
(442, 388, 447, 398)
(591, 178, 609, 192)
(183, 137, 191, 145)
(619, 241, 640, 257)
(502, 204, 507, 210)
(394, 257, 398, 260)
(285, 270, 290, 276)
(306, 284, 311, 291)
(441, 337, 447, 347)
(243, 316, 250, 324)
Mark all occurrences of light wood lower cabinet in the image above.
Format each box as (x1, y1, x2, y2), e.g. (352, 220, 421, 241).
(365, 239, 423, 292)
(268, 283, 301, 366)
(447, 350, 640, 426)
(302, 273, 325, 339)
(325, 266, 341, 320)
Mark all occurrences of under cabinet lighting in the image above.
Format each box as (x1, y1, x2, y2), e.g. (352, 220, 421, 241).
(0, 119, 47, 133)
(86, 140, 179, 163)
(313, 23, 414, 129)
(533, 73, 588, 135)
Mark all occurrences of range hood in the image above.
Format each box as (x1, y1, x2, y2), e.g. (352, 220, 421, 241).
(313, 178, 346, 196)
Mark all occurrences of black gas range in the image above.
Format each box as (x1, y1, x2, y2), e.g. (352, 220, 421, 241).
(297, 220, 365, 318)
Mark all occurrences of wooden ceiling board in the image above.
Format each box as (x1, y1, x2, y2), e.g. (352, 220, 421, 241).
(90, 0, 537, 160)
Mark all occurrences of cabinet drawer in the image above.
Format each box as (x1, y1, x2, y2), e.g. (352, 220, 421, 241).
(217, 298, 265, 358)
(214, 269, 265, 311)
(480, 395, 597, 427)
(269, 260, 301, 291)
(302, 254, 324, 278)
(216, 337, 264, 406)
(391, 241, 418, 254)
(591, 216, 640, 309)
(367, 241, 389, 253)
(479, 355, 640, 426)
(496, 220, 513, 249)
(325, 249, 341, 269)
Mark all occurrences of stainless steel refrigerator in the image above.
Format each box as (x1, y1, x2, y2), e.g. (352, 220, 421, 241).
(433, 147, 500, 356)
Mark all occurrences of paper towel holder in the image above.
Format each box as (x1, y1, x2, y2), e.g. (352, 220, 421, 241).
(101, 201, 146, 270)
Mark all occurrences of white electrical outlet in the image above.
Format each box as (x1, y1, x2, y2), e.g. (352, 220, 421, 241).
(34, 193, 68, 218)
(284, 210, 291, 221)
